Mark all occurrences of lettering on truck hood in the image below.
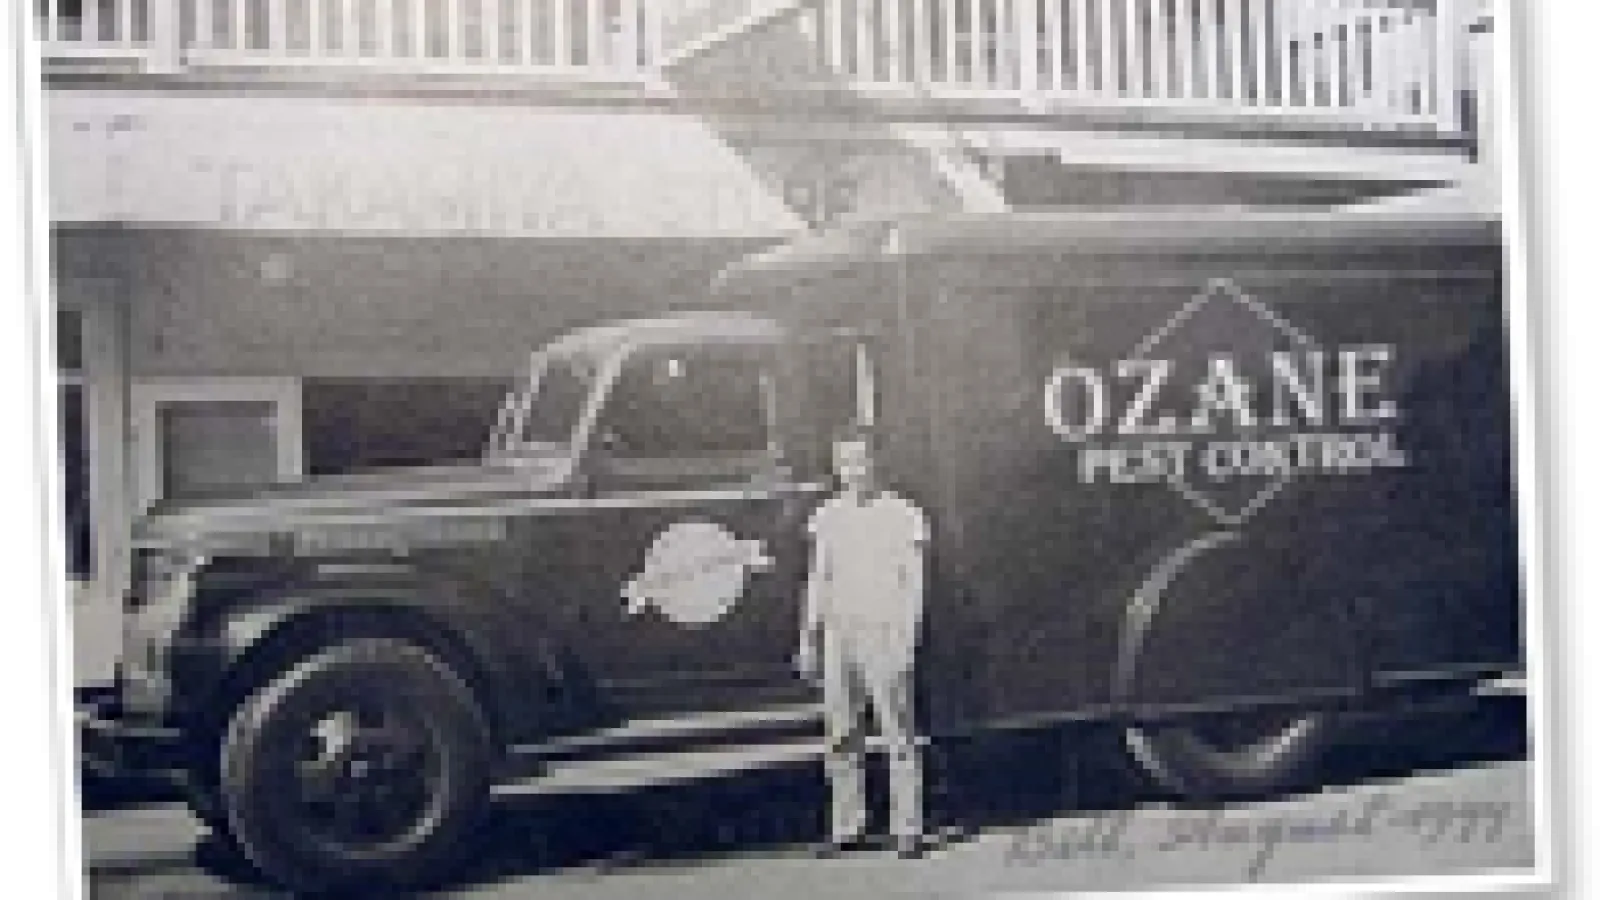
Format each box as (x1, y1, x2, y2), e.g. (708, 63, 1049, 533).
(132, 459, 575, 556)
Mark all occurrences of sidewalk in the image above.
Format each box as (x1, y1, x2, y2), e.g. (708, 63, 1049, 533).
(82, 761, 1538, 900)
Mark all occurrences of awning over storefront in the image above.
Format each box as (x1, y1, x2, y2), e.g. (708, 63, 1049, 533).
(48, 91, 807, 239)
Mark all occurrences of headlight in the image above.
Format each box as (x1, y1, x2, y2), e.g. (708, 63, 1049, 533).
(120, 548, 204, 717)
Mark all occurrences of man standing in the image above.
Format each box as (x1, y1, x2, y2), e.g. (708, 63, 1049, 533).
(797, 425, 931, 857)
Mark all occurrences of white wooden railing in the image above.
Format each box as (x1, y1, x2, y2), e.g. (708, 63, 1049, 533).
(810, 0, 1465, 128)
(38, 0, 1471, 132)
(37, 0, 664, 78)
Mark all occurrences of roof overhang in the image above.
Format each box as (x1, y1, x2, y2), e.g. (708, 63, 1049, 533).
(46, 90, 807, 239)
(714, 205, 1501, 298)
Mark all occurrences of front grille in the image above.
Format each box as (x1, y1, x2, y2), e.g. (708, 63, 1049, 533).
(118, 549, 204, 718)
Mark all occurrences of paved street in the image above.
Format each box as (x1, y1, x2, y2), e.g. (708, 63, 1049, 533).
(82, 701, 1537, 899)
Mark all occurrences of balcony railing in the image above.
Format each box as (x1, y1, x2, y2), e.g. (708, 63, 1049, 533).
(38, 0, 1472, 133)
(36, 0, 664, 79)
(808, 0, 1464, 128)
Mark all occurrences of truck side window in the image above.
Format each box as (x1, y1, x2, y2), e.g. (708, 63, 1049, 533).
(599, 349, 772, 460)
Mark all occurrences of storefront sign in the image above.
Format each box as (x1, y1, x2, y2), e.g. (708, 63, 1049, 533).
(49, 93, 804, 238)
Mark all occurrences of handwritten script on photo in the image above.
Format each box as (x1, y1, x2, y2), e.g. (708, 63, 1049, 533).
(1006, 793, 1513, 882)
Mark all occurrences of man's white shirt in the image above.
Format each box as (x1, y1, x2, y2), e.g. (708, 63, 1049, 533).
(806, 490, 929, 665)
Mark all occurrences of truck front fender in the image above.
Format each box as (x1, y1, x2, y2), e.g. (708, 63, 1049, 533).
(178, 560, 593, 748)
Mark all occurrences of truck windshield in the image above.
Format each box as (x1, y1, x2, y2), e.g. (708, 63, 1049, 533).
(485, 352, 600, 461)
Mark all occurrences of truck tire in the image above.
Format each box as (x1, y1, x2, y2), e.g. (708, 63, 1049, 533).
(1123, 710, 1337, 801)
(218, 638, 492, 894)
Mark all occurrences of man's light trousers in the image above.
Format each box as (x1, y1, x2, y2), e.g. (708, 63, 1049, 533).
(822, 627, 922, 843)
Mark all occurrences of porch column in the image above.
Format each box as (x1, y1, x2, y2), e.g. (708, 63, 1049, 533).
(1433, 0, 1464, 134)
(1464, 3, 1496, 205)
(73, 284, 132, 689)
(1016, 0, 1040, 96)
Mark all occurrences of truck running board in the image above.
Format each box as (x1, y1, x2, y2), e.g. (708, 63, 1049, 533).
(494, 734, 826, 798)
(496, 702, 828, 796)
(494, 701, 941, 796)
(509, 702, 823, 764)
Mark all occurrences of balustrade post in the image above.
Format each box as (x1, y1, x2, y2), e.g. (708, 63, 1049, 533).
(1464, 3, 1494, 174)
(644, 1, 665, 68)
(1017, 0, 1040, 95)
(1433, 0, 1463, 133)
(147, 0, 183, 72)
(621, 0, 644, 71)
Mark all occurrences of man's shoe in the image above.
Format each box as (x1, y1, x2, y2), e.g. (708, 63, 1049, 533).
(893, 834, 936, 860)
(815, 833, 875, 858)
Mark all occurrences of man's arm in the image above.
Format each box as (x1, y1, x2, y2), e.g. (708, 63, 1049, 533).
(897, 501, 928, 582)
(804, 539, 829, 640)
(897, 502, 929, 634)
(797, 516, 830, 681)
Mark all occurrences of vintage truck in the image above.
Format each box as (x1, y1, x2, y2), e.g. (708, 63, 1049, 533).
(82, 206, 1525, 893)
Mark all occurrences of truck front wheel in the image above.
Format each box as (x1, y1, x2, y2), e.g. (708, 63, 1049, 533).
(1123, 710, 1337, 801)
(219, 638, 492, 894)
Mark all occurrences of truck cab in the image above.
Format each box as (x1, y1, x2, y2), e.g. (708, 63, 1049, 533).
(87, 310, 871, 892)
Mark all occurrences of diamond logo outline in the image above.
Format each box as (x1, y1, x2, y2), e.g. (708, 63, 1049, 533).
(1132, 278, 1321, 527)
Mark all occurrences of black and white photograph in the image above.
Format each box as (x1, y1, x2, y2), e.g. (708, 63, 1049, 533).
(12, 0, 1557, 896)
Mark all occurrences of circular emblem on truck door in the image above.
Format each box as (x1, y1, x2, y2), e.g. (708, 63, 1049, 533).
(623, 520, 773, 626)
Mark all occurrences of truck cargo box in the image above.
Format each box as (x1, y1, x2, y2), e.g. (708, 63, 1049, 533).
(716, 209, 1519, 734)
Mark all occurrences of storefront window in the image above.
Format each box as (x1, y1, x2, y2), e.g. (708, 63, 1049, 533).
(58, 310, 91, 580)
(61, 387, 90, 578)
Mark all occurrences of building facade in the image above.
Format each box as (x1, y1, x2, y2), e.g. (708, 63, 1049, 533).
(40, 0, 1495, 686)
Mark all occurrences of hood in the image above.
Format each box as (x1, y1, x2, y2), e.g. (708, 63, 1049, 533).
(133, 457, 574, 548)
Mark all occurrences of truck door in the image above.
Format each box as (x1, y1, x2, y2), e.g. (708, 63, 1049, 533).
(556, 340, 820, 715)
